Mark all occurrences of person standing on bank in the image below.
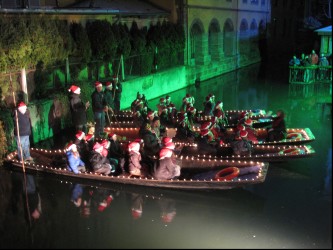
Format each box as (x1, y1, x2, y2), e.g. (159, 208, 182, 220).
(68, 85, 90, 134)
(91, 81, 108, 139)
(13, 101, 34, 162)
(112, 75, 122, 113)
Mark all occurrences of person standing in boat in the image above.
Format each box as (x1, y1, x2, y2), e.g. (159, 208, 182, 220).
(244, 119, 259, 143)
(68, 85, 90, 134)
(267, 110, 287, 142)
(112, 75, 122, 113)
(65, 143, 86, 174)
(152, 148, 181, 180)
(13, 101, 34, 162)
(91, 81, 108, 139)
(104, 81, 115, 126)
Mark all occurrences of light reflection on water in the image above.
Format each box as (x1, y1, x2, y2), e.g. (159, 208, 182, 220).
(0, 63, 331, 248)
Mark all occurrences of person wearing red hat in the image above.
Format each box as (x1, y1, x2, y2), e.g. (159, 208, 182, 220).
(230, 130, 253, 156)
(152, 148, 181, 180)
(203, 94, 214, 116)
(13, 101, 34, 162)
(91, 81, 108, 139)
(74, 130, 90, 165)
(68, 84, 90, 134)
(112, 75, 122, 113)
(65, 143, 86, 174)
(157, 97, 166, 116)
(89, 142, 115, 175)
(128, 141, 146, 176)
(244, 119, 259, 143)
(174, 113, 198, 143)
(108, 133, 126, 173)
(267, 110, 287, 142)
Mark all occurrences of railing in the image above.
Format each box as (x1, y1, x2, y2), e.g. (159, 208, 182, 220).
(289, 65, 332, 84)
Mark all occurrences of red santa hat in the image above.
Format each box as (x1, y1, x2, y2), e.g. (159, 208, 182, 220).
(236, 124, 245, 131)
(244, 119, 253, 126)
(108, 133, 117, 139)
(105, 81, 112, 88)
(215, 101, 223, 109)
(68, 85, 81, 94)
(163, 142, 175, 150)
(112, 75, 118, 80)
(95, 81, 102, 88)
(85, 134, 94, 142)
(93, 142, 103, 152)
(65, 142, 77, 152)
(17, 101, 27, 108)
(162, 137, 172, 145)
(186, 93, 191, 98)
(147, 111, 155, 119)
(239, 111, 249, 119)
(101, 139, 110, 149)
(128, 142, 140, 153)
(75, 131, 85, 140)
(187, 106, 196, 113)
(159, 148, 173, 159)
(160, 97, 165, 103)
(240, 130, 248, 138)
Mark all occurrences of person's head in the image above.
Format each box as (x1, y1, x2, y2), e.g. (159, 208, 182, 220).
(105, 81, 113, 90)
(76, 131, 86, 141)
(68, 84, 81, 95)
(113, 75, 118, 83)
(128, 141, 140, 153)
(95, 81, 103, 92)
(93, 142, 104, 154)
(17, 101, 27, 114)
(152, 116, 160, 127)
(276, 110, 285, 119)
(108, 133, 117, 141)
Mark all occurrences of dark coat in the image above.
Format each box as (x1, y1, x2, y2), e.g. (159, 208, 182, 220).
(13, 109, 32, 136)
(153, 157, 180, 180)
(91, 90, 106, 113)
(89, 151, 111, 175)
(69, 93, 87, 126)
(141, 129, 160, 157)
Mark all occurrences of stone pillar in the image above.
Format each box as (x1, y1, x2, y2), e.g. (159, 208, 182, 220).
(195, 33, 211, 65)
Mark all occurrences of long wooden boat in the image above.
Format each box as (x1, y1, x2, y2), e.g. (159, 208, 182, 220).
(104, 127, 316, 146)
(3, 148, 269, 190)
(176, 143, 315, 162)
(109, 109, 273, 128)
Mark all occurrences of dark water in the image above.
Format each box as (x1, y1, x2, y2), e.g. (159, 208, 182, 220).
(0, 62, 331, 249)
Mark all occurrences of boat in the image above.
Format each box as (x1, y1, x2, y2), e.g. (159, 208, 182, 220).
(104, 127, 316, 146)
(176, 143, 315, 162)
(3, 148, 269, 190)
(108, 109, 273, 128)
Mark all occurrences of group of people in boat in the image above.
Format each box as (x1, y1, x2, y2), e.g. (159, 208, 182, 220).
(13, 79, 286, 180)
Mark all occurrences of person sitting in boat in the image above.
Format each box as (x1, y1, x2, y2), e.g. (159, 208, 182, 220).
(108, 133, 126, 173)
(203, 95, 214, 117)
(65, 143, 86, 174)
(152, 148, 181, 180)
(140, 123, 161, 159)
(140, 110, 158, 135)
(230, 130, 253, 156)
(165, 95, 172, 106)
(101, 139, 119, 172)
(167, 103, 178, 125)
(159, 106, 173, 128)
(267, 110, 287, 142)
(244, 119, 259, 143)
(179, 96, 190, 113)
(238, 111, 249, 125)
(213, 101, 228, 126)
(89, 142, 115, 175)
(196, 128, 218, 155)
(74, 130, 90, 166)
(157, 97, 167, 116)
(174, 113, 197, 143)
(187, 106, 200, 127)
(128, 141, 145, 177)
(215, 110, 227, 134)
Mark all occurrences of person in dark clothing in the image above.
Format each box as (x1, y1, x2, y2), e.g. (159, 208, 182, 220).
(196, 129, 218, 155)
(140, 123, 161, 159)
(108, 133, 126, 173)
(153, 148, 181, 180)
(203, 95, 214, 116)
(13, 101, 34, 162)
(89, 142, 115, 175)
(68, 85, 90, 134)
(112, 75, 122, 113)
(230, 130, 252, 156)
(267, 110, 287, 142)
(91, 81, 107, 139)
(104, 81, 114, 126)
(74, 130, 90, 167)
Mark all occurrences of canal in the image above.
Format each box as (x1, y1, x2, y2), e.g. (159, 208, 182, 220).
(0, 62, 331, 248)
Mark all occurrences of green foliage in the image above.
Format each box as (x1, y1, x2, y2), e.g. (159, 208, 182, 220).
(86, 20, 117, 62)
(70, 22, 92, 63)
(0, 121, 8, 165)
(0, 108, 14, 156)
